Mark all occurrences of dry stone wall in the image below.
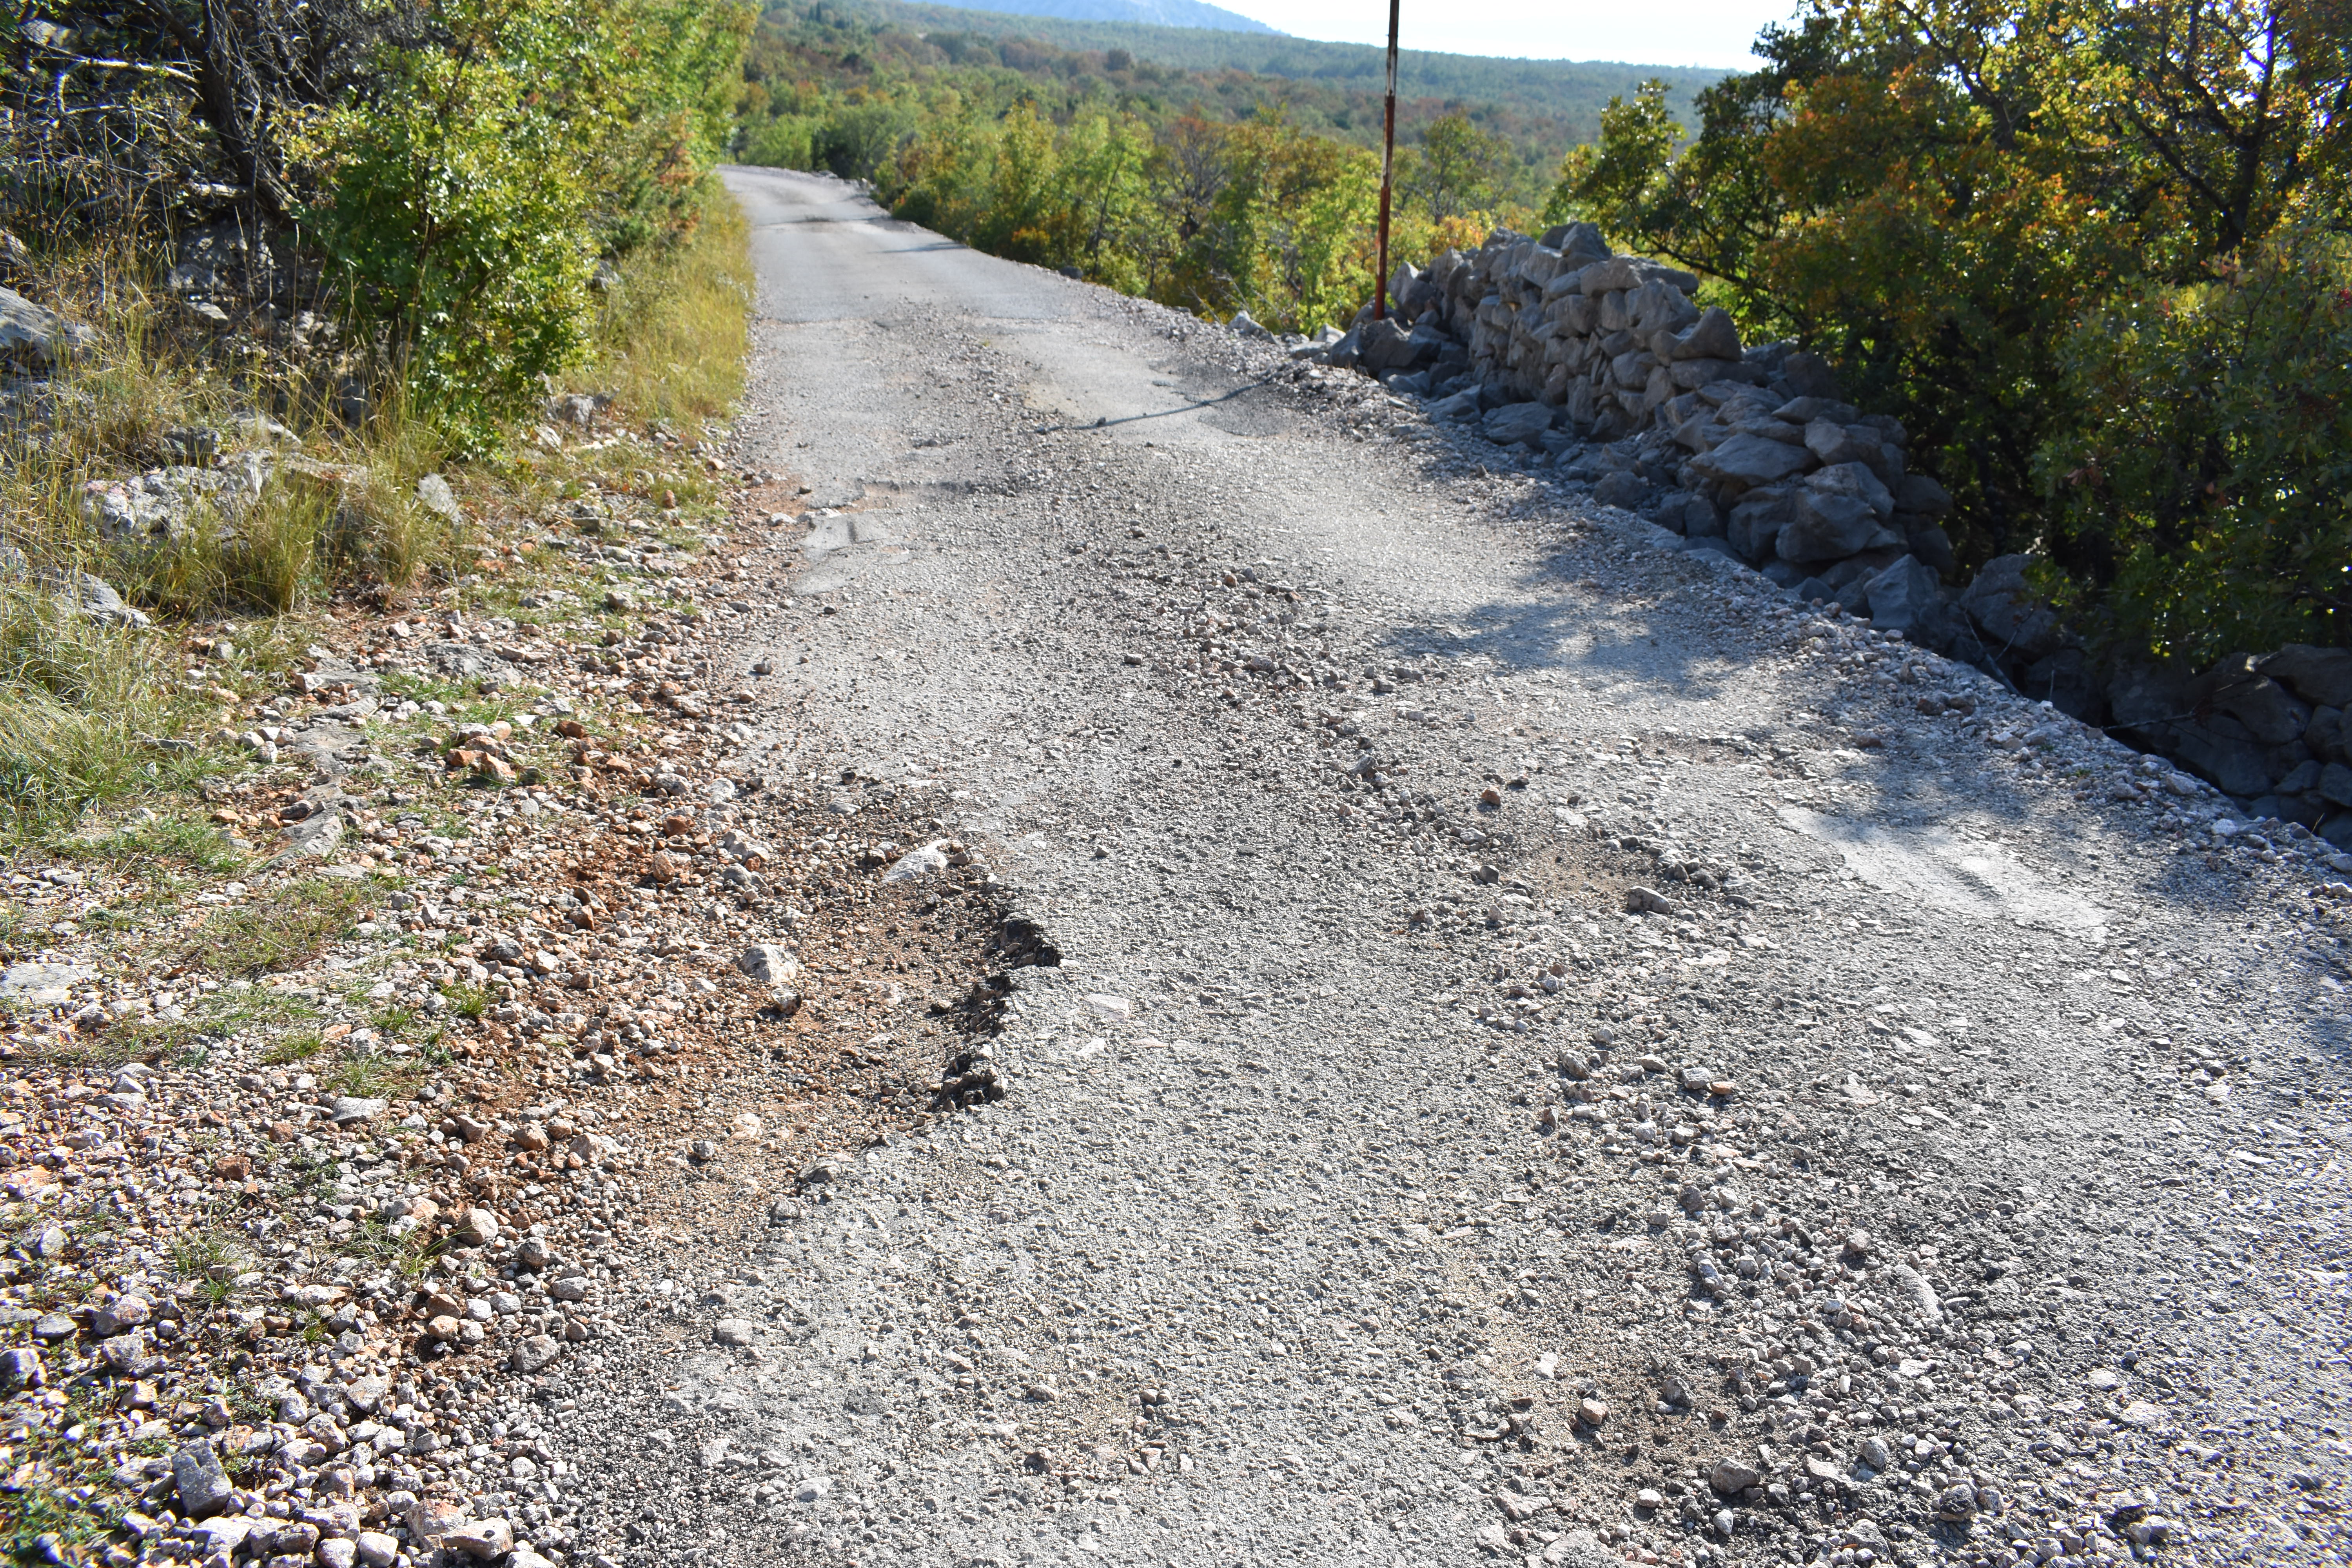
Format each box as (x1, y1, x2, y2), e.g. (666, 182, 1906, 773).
(1281, 223, 2352, 847)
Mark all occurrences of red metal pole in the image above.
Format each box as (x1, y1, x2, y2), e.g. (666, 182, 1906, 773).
(1376, 0, 1399, 321)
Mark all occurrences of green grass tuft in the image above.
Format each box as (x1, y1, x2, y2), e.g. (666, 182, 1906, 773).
(184, 878, 370, 975)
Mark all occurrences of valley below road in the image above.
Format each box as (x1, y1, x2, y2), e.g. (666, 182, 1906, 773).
(554, 166, 2352, 1568)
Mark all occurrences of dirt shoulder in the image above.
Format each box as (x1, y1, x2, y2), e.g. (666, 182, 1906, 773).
(0, 411, 1024, 1565)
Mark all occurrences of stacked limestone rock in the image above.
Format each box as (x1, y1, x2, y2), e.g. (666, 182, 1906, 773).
(1281, 222, 2352, 845)
(1305, 223, 1981, 661)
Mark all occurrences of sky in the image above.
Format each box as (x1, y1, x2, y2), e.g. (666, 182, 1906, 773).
(1230, 0, 1800, 70)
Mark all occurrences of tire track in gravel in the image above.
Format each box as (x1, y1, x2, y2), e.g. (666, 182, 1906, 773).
(543, 168, 2352, 1568)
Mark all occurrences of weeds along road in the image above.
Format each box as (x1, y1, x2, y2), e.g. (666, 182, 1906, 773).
(557, 166, 2352, 1567)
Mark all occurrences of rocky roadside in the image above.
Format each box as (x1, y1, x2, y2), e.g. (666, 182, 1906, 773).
(1251, 329, 2352, 895)
(1278, 225, 2352, 849)
(0, 414, 1025, 1566)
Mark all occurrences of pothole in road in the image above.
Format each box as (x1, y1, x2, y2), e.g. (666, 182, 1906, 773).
(1504, 838, 1654, 915)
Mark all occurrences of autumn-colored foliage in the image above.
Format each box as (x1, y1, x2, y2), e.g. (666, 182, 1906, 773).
(1552, 0, 2351, 657)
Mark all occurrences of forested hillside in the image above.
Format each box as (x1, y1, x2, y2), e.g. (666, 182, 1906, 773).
(741, 0, 1721, 194)
(911, 0, 1280, 33)
(863, 0, 1723, 127)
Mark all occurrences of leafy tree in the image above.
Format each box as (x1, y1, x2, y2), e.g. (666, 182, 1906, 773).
(2040, 221, 2352, 662)
(1407, 111, 1510, 221)
(1540, 80, 1681, 234)
(306, 0, 751, 444)
(1546, 0, 2352, 654)
(1059, 111, 1154, 287)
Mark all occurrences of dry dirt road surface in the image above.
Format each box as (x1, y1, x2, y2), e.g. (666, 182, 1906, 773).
(552, 166, 2352, 1568)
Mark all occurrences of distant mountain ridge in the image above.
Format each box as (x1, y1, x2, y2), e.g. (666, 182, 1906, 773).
(866, 0, 1726, 115)
(749, 0, 1729, 196)
(916, 0, 1279, 33)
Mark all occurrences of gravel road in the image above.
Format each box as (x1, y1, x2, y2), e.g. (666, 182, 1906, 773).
(544, 167, 2352, 1568)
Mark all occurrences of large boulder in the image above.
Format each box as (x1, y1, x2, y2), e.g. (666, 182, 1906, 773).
(1958, 554, 2065, 663)
(1862, 555, 1943, 635)
(2184, 653, 2311, 746)
(2309, 707, 2348, 765)
(1727, 487, 1795, 560)
(0, 548, 149, 628)
(1359, 318, 1446, 375)
(1779, 490, 1887, 563)
(1539, 222, 1612, 268)
(1591, 470, 1650, 511)
(1806, 461, 1895, 520)
(2107, 662, 2276, 797)
(1482, 402, 1555, 446)
(78, 461, 269, 545)
(1690, 433, 1813, 488)
(1670, 492, 1725, 537)
(1901, 520, 1958, 575)
(1668, 307, 1741, 362)
(2172, 723, 2286, 798)
(0, 287, 94, 373)
(1609, 347, 1653, 390)
(2105, 661, 2185, 731)
(2261, 644, 2352, 711)
(1804, 420, 1882, 471)
(1388, 260, 1426, 312)
(1895, 473, 1955, 518)
(1575, 256, 1699, 295)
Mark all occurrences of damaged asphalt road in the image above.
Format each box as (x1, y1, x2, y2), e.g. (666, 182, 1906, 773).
(541, 167, 2352, 1568)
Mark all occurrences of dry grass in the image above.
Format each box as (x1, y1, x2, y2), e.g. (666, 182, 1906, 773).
(184, 877, 371, 975)
(0, 184, 750, 849)
(0, 583, 214, 840)
(585, 191, 752, 426)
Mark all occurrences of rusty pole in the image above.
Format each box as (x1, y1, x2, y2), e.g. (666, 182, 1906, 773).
(1375, 0, 1399, 320)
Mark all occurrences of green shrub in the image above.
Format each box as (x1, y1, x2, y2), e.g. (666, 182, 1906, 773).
(307, 7, 599, 446)
(742, 114, 820, 170)
(305, 0, 751, 448)
(1546, 0, 2352, 658)
(2040, 223, 2352, 664)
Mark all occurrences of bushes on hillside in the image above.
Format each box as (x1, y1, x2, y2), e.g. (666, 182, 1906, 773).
(308, 0, 751, 441)
(305, 11, 598, 447)
(5, 0, 750, 444)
